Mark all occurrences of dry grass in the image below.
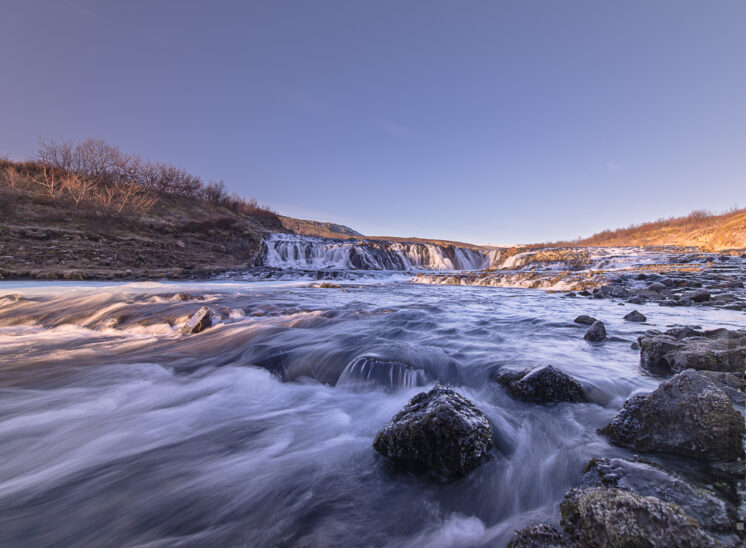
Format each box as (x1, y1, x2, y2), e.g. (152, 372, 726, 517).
(542, 208, 746, 251)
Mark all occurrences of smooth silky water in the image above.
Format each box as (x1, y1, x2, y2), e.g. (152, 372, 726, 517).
(0, 276, 744, 547)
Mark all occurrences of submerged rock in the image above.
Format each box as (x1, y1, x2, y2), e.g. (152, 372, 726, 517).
(580, 457, 732, 532)
(583, 320, 606, 342)
(181, 306, 213, 335)
(496, 365, 586, 403)
(372, 385, 493, 476)
(599, 370, 745, 462)
(638, 327, 746, 375)
(560, 487, 719, 547)
(623, 309, 646, 322)
(573, 314, 597, 325)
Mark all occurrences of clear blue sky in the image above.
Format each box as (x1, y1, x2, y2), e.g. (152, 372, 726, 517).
(2, 1, 745, 244)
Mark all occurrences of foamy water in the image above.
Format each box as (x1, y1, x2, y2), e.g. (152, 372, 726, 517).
(0, 278, 743, 546)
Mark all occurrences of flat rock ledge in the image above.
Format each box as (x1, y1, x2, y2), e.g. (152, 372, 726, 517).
(638, 327, 746, 375)
(495, 365, 587, 403)
(599, 369, 745, 462)
(372, 385, 493, 476)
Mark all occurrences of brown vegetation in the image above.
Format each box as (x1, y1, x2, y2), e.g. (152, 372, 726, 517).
(542, 208, 746, 251)
(0, 138, 285, 279)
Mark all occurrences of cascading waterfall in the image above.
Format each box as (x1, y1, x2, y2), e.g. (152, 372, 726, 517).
(261, 233, 489, 271)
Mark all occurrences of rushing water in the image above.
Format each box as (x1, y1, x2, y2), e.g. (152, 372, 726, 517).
(0, 276, 744, 547)
(261, 234, 488, 270)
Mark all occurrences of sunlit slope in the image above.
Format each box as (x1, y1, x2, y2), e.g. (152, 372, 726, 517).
(568, 209, 746, 250)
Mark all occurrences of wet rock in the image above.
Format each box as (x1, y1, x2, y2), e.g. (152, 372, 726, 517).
(372, 385, 493, 476)
(583, 321, 606, 342)
(648, 281, 667, 291)
(623, 309, 646, 322)
(560, 487, 719, 547)
(698, 370, 746, 405)
(496, 365, 586, 403)
(689, 289, 711, 302)
(580, 457, 732, 532)
(506, 524, 571, 548)
(573, 314, 596, 325)
(638, 327, 746, 375)
(181, 306, 213, 335)
(599, 370, 746, 462)
(628, 295, 647, 305)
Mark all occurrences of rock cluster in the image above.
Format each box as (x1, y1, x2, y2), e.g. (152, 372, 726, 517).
(372, 385, 493, 476)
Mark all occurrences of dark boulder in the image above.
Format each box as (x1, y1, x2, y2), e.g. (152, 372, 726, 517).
(506, 524, 571, 548)
(560, 487, 719, 547)
(181, 306, 213, 335)
(573, 314, 596, 325)
(583, 320, 606, 342)
(599, 370, 745, 462)
(638, 327, 746, 375)
(372, 385, 493, 476)
(580, 457, 732, 532)
(496, 365, 586, 403)
(689, 288, 711, 302)
(623, 309, 646, 322)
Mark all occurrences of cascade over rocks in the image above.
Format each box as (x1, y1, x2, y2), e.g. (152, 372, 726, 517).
(495, 365, 587, 403)
(638, 327, 746, 375)
(599, 370, 746, 462)
(372, 385, 493, 476)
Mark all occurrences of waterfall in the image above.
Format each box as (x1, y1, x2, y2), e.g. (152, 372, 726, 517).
(261, 234, 489, 271)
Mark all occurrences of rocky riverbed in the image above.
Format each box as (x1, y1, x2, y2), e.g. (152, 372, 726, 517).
(0, 264, 743, 546)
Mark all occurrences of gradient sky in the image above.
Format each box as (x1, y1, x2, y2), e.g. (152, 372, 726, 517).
(2, 1, 745, 244)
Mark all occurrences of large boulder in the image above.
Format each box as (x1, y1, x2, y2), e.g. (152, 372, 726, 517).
(559, 487, 719, 547)
(583, 320, 606, 342)
(638, 327, 746, 375)
(372, 385, 493, 476)
(496, 365, 586, 403)
(580, 457, 732, 532)
(181, 306, 213, 335)
(599, 370, 745, 462)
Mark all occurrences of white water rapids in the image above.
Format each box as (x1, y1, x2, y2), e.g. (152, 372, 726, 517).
(0, 273, 744, 546)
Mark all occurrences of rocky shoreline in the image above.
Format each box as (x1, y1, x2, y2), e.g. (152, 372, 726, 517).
(370, 324, 746, 547)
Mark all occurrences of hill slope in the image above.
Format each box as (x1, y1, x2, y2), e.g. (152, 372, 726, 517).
(278, 216, 363, 238)
(557, 209, 746, 251)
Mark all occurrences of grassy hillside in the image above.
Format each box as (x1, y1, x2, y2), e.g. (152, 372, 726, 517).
(0, 151, 286, 279)
(547, 209, 746, 251)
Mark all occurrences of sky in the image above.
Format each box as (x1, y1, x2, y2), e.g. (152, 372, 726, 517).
(1, 1, 745, 245)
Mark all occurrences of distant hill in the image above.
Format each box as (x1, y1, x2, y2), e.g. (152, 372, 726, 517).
(552, 208, 746, 251)
(278, 215, 363, 238)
